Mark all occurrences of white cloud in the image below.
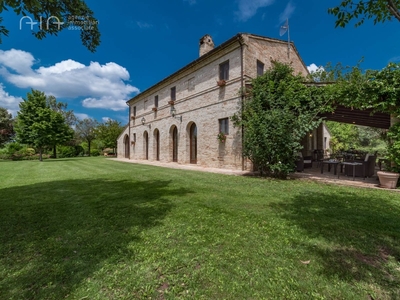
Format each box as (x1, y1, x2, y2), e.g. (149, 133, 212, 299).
(75, 113, 91, 120)
(0, 84, 23, 117)
(136, 21, 153, 29)
(307, 63, 325, 73)
(0, 49, 139, 111)
(279, 2, 295, 23)
(389, 56, 400, 62)
(82, 96, 128, 111)
(236, 0, 275, 22)
(0, 49, 37, 74)
(102, 117, 111, 122)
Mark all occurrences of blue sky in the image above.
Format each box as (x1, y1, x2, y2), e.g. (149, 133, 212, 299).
(0, 0, 399, 123)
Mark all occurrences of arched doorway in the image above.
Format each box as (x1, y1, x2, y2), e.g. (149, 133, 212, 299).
(154, 129, 160, 161)
(190, 123, 197, 164)
(124, 134, 130, 158)
(172, 126, 178, 162)
(143, 131, 149, 160)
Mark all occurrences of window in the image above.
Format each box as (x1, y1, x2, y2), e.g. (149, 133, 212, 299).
(219, 60, 229, 81)
(144, 100, 148, 110)
(133, 133, 136, 142)
(154, 95, 158, 108)
(171, 86, 176, 101)
(257, 60, 264, 76)
(133, 106, 136, 116)
(219, 118, 229, 135)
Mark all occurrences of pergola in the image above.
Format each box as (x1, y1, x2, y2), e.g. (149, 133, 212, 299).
(321, 105, 391, 129)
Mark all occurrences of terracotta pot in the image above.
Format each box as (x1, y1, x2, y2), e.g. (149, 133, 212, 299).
(377, 171, 400, 189)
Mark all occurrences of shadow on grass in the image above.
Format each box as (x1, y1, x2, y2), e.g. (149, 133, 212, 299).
(272, 190, 400, 297)
(0, 178, 191, 299)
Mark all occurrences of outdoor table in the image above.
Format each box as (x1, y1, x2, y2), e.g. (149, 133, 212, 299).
(338, 161, 364, 181)
(321, 160, 340, 175)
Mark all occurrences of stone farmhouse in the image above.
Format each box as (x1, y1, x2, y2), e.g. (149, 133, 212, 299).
(117, 33, 329, 170)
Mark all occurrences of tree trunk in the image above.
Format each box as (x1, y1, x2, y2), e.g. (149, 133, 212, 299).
(88, 141, 91, 156)
(39, 147, 43, 162)
(53, 145, 57, 158)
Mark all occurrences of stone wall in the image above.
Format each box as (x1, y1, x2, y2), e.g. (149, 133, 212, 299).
(123, 43, 246, 170)
(244, 35, 309, 79)
(117, 34, 311, 171)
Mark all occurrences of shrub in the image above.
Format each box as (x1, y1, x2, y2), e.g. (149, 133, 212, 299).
(90, 149, 101, 156)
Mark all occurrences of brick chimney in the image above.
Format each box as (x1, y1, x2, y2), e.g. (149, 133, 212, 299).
(199, 34, 214, 57)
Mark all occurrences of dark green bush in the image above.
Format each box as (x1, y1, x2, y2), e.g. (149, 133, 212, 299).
(90, 149, 101, 156)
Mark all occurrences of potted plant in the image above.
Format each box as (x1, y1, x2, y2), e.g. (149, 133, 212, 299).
(217, 131, 227, 143)
(377, 170, 399, 189)
(152, 107, 157, 112)
(168, 100, 175, 105)
(217, 79, 226, 87)
(378, 122, 400, 189)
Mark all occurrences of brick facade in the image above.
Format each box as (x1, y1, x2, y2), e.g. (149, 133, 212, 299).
(117, 33, 311, 170)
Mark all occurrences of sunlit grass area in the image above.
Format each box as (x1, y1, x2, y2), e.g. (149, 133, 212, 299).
(0, 157, 399, 299)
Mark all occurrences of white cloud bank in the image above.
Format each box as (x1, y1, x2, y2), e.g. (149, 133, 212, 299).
(0, 84, 23, 117)
(236, 0, 275, 22)
(0, 49, 139, 111)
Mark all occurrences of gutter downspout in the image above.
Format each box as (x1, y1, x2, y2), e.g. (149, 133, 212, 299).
(238, 35, 245, 171)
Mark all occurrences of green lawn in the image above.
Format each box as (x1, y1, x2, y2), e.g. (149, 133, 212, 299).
(0, 157, 399, 299)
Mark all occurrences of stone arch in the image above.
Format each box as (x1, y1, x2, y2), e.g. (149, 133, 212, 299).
(169, 125, 178, 162)
(153, 128, 160, 161)
(186, 122, 197, 164)
(143, 131, 149, 160)
(123, 134, 130, 159)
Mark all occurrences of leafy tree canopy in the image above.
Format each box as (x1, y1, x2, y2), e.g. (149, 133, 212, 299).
(95, 119, 123, 151)
(328, 0, 400, 27)
(310, 62, 400, 117)
(14, 90, 73, 161)
(0, 106, 13, 146)
(75, 118, 98, 156)
(0, 0, 100, 52)
(233, 62, 333, 178)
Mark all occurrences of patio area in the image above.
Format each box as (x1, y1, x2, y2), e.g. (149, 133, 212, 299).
(111, 158, 399, 191)
(290, 160, 399, 191)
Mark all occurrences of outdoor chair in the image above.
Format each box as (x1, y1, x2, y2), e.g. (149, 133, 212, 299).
(295, 156, 304, 172)
(344, 155, 376, 178)
(303, 156, 313, 169)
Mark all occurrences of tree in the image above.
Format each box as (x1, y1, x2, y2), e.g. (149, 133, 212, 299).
(328, 0, 400, 27)
(95, 119, 123, 153)
(232, 62, 332, 179)
(325, 121, 360, 151)
(47, 95, 77, 157)
(0, 0, 100, 52)
(75, 118, 98, 156)
(0, 107, 13, 147)
(15, 90, 74, 161)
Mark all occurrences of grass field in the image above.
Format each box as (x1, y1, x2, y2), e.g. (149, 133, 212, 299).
(0, 157, 399, 299)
